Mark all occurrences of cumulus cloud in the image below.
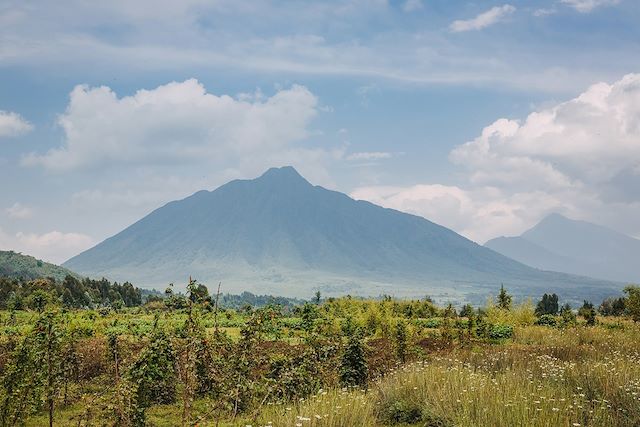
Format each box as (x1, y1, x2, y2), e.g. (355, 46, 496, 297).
(23, 79, 318, 172)
(0, 111, 32, 137)
(352, 73, 640, 243)
(5, 202, 33, 219)
(560, 0, 620, 13)
(0, 228, 94, 264)
(450, 4, 516, 33)
(450, 74, 640, 196)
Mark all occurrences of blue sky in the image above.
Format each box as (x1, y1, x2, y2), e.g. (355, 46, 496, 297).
(1, 0, 640, 263)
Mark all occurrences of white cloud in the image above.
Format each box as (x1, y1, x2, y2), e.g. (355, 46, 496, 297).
(560, 0, 620, 13)
(352, 73, 640, 242)
(402, 0, 423, 12)
(0, 228, 94, 264)
(5, 202, 33, 219)
(351, 184, 563, 243)
(450, 74, 640, 194)
(0, 1, 624, 94)
(450, 4, 516, 33)
(23, 79, 319, 172)
(347, 151, 393, 160)
(533, 8, 557, 17)
(0, 111, 32, 137)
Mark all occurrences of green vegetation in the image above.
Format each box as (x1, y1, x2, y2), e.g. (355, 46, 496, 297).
(0, 279, 639, 426)
(0, 251, 79, 282)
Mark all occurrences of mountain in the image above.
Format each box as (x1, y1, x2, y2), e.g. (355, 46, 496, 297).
(485, 213, 640, 283)
(0, 250, 79, 281)
(65, 167, 620, 304)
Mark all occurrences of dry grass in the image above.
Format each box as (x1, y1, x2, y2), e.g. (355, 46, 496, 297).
(242, 323, 640, 427)
(20, 321, 640, 427)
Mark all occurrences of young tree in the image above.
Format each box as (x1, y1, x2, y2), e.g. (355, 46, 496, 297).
(497, 285, 512, 310)
(624, 286, 640, 322)
(578, 300, 594, 318)
(559, 303, 576, 326)
(27, 290, 50, 313)
(579, 301, 597, 326)
(394, 319, 408, 363)
(0, 333, 42, 425)
(313, 291, 321, 304)
(466, 311, 476, 340)
(300, 303, 319, 336)
(459, 304, 474, 318)
(126, 329, 177, 425)
(33, 311, 63, 427)
(339, 330, 367, 388)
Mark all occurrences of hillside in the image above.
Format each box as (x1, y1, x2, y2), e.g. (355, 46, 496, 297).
(486, 213, 640, 283)
(0, 250, 79, 281)
(65, 167, 620, 304)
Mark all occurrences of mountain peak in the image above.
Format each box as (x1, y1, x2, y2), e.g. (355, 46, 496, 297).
(540, 212, 570, 223)
(256, 166, 310, 186)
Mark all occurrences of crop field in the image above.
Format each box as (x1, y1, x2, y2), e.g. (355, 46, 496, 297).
(1, 278, 639, 426)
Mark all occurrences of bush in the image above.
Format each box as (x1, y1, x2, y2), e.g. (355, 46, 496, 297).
(535, 314, 558, 327)
(489, 324, 513, 340)
(380, 399, 423, 424)
(414, 318, 441, 328)
(378, 398, 453, 426)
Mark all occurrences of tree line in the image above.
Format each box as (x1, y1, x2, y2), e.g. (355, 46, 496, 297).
(0, 275, 144, 311)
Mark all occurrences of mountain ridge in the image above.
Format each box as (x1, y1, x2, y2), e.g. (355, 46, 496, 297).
(1, 250, 80, 281)
(485, 213, 640, 283)
(64, 167, 621, 304)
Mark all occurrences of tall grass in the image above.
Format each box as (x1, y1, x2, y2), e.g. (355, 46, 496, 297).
(253, 324, 640, 427)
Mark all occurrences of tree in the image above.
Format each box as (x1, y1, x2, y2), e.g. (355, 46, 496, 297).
(187, 278, 211, 306)
(300, 303, 319, 336)
(33, 311, 63, 427)
(313, 291, 321, 304)
(497, 285, 512, 310)
(126, 329, 177, 425)
(339, 331, 367, 388)
(535, 293, 559, 316)
(394, 319, 408, 363)
(624, 286, 640, 322)
(459, 304, 474, 318)
(579, 301, 596, 326)
(27, 290, 50, 313)
(599, 297, 626, 316)
(578, 300, 594, 318)
(559, 303, 576, 326)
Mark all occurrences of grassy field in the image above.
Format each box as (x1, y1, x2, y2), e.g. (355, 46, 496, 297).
(1, 291, 639, 426)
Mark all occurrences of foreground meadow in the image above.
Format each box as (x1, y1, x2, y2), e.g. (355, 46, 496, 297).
(1, 278, 639, 426)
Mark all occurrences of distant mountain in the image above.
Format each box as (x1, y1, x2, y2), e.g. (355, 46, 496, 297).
(65, 167, 620, 304)
(0, 250, 79, 281)
(486, 213, 640, 283)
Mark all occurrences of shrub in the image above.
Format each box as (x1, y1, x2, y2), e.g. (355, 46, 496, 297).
(416, 318, 441, 329)
(535, 314, 558, 327)
(489, 324, 513, 340)
(380, 399, 423, 424)
(377, 396, 452, 426)
(125, 329, 177, 425)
